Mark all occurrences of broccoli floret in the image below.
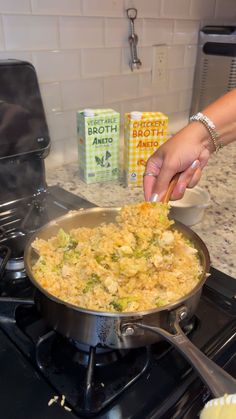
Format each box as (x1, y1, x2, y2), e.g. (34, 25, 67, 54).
(110, 296, 137, 312)
(83, 273, 101, 293)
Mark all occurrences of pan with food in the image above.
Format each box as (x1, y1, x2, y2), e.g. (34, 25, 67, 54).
(24, 203, 236, 397)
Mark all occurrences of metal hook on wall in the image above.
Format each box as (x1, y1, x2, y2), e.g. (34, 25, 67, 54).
(127, 8, 142, 71)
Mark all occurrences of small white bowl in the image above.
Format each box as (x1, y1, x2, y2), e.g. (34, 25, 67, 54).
(169, 186, 210, 226)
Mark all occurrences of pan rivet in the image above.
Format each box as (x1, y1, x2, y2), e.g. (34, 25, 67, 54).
(179, 309, 187, 320)
(123, 326, 135, 336)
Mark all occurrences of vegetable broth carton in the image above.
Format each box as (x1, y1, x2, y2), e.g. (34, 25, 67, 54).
(124, 111, 168, 187)
(77, 108, 120, 184)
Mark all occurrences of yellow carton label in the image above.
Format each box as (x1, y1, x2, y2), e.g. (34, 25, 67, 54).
(124, 112, 168, 187)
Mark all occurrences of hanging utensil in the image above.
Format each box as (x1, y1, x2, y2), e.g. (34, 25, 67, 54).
(127, 8, 142, 71)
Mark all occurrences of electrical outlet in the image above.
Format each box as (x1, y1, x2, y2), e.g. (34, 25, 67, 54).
(152, 45, 168, 87)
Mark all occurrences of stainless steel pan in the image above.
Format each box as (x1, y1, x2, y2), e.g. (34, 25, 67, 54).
(24, 207, 236, 397)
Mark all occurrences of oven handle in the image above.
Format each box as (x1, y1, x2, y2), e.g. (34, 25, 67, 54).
(0, 245, 11, 279)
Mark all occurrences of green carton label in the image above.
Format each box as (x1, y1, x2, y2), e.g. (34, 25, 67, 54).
(77, 109, 120, 184)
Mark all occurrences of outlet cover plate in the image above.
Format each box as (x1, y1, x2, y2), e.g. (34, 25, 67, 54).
(152, 44, 168, 87)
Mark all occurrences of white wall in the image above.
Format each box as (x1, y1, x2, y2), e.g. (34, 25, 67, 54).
(0, 0, 235, 169)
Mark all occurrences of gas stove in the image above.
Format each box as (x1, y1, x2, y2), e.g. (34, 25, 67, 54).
(0, 59, 235, 419)
(0, 185, 95, 299)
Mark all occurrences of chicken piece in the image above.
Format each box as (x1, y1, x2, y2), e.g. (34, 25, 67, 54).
(104, 277, 118, 294)
(159, 231, 174, 246)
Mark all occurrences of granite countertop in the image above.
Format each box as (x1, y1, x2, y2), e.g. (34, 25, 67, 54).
(47, 143, 236, 278)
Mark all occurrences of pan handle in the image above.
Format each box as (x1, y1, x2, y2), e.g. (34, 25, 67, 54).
(122, 314, 236, 398)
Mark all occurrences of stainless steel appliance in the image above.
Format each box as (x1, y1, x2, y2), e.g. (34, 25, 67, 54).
(190, 26, 236, 115)
(0, 60, 235, 419)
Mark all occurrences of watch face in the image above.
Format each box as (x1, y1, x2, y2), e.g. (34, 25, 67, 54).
(0, 61, 50, 159)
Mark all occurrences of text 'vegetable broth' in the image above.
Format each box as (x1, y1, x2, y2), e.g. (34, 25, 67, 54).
(77, 109, 120, 184)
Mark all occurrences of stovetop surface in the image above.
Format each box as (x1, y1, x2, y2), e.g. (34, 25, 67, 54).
(0, 185, 95, 299)
(0, 186, 235, 419)
(0, 268, 235, 419)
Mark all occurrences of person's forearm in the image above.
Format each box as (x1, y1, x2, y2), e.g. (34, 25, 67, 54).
(190, 89, 236, 152)
(203, 88, 236, 128)
(217, 122, 236, 147)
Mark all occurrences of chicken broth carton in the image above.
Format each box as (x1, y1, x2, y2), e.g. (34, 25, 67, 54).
(77, 109, 120, 184)
(124, 111, 168, 187)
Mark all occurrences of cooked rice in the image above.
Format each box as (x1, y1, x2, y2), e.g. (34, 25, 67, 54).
(32, 202, 202, 312)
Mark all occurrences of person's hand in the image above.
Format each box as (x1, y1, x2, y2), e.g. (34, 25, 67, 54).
(143, 122, 214, 202)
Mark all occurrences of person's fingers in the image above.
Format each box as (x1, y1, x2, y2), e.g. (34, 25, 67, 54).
(178, 159, 200, 183)
(188, 167, 202, 188)
(151, 158, 180, 201)
(144, 145, 209, 202)
(168, 160, 200, 200)
(170, 167, 202, 200)
(143, 173, 159, 201)
(143, 154, 162, 201)
(199, 147, 211, 169)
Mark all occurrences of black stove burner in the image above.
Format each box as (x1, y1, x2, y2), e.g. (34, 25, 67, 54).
(35, 329, 149, 415)
(1, 232, 28, 260)
(0, 185, 95, 298)
(72, 340, 129, 367)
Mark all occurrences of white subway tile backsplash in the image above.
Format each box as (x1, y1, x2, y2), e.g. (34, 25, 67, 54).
(0, 19, 5, 50)
(161, 0, 191, 19)
(104, 18, 140, 48)
(46, 136, 78, 168)
(64, 137, 78, 164)
(59, 17, 104, 49)
(0, 0, 234, 169)
(190, 0, 215, 19)
(32, 50, 80, 82)
(50, 129, 78, 167)
(138, 72, 154, 97)
(138, 47, 153, 71)
(169, 67, 194, 91)
(0, 0, 31, 14)
(167, 45, 185, 69)
(104, 74, 138, 102)
(45, 140, 66, 169)
(2, 15, 58, 50)
(168, 111, 189, 131)
(125, 0, 162, 18)
(215, 0, 236, 19)
(184, 45, 197, 68)
(47, 111, 76, 142)
(81, 48, 121, 77)
(0, 51, 32, 61)
(122, 46, 152, 73)
(105, 102, 122, 115)
(40, 82, 62, 113)
(143, 19, 173, 46)
(179, 89, 193, 111)
(61, 78, 103, 110)
(153, 92, 180, 114)
(121, 96, 153, 117)
(82, 0, 124, 17)
(122, 47, 134, 73)
(31, 0, 82, 16)
(174, 20, 199, 45)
